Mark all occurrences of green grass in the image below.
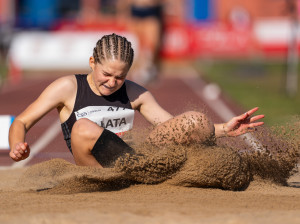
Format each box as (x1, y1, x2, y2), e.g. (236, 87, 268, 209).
(193, 58, 300, 126)
(0, 58, 8, 85)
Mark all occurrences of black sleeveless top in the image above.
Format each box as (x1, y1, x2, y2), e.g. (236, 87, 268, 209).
(61, 74, 134, 152)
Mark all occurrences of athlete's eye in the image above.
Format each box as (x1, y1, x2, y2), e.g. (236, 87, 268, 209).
(103, 73, 111, 77)
(116, 76, 125, 80)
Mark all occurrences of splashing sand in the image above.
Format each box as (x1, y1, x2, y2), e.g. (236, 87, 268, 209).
(244, 121, 300, 184)
(13, 117, 300, 194)
(16, 126, 299, 194)
(165, 145, 250, 190)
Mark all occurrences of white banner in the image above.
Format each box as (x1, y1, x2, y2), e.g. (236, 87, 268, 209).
(0, 115, 14, 149)
(9, 31, 138, 70)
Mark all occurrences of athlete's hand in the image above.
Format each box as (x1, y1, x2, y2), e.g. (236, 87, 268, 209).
(9, 142, 30, 162)
(224, 107, 264, 137)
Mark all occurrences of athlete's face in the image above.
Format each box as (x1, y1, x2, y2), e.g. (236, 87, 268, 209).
(89, 57, 130, 96)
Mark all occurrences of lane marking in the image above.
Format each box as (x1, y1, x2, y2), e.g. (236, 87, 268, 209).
(179, 68, 265, 152)
(10, 119, 61, 168)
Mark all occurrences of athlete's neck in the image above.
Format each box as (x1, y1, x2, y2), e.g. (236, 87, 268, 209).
(87, 73, 102, 96)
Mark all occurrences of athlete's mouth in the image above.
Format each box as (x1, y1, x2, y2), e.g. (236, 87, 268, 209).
(103, 85, 114, 90)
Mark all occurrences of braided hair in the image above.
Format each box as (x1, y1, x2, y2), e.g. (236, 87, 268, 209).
(93, 33, 134, 68)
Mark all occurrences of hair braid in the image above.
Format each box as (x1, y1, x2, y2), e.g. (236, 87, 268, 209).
(93, 39, 100, 63)
(120, 37, 125, 62)
(99, 38, 105, 62)
(126, 41, 133, 65)
(93, 33, 134, 67)
(111, 33, 118, 60)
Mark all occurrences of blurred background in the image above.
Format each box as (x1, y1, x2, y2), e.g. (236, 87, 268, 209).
(0, 0, 300, 126)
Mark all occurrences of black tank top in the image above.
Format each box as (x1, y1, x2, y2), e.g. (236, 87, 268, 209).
(61, 74, 134, 152)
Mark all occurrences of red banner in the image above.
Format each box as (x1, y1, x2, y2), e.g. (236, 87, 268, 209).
(160, 23, 253, 59)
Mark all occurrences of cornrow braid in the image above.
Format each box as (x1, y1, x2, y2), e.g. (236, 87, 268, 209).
(105, 35, 112, 59)
(112, 34, 118, 59)
(93, 33, 134, 67)
(99, 38, 105, 62)
(120, 37, 125, 61)
(93, 40, 100, 63)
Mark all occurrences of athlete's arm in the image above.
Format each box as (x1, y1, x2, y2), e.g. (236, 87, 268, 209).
(127, 81, 264, 137)
(138, 91, 173, 125)
(9, 76, 76, 161)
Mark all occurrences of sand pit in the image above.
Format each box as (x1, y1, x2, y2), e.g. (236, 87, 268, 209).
(1, 133, 300, 224)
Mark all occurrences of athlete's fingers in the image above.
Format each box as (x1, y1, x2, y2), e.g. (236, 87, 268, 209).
(236, 112, 248, 121)
(18, 150, 25, 155)
(237, 107, 260, 121)
(249, 115, 265, 123)
(19, 143, 26, 151)
(14, 147, 21, 157)
(245, 107, 259, 116)
(15, 142, 28, 153)
(251, 121, 264, 127)
(15, 146, 23, 154)
(244, 122, 264, 131)
(13, 143, 28, 159)
(9, 151, 18, 160)
(13, 151, 23, 159)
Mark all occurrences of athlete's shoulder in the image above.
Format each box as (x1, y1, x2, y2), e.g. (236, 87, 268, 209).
(125, 79, 147, 93)
(125, 79, 153, 109)
(40, 75, 77, 101)
(56, 74, 77, 85)
(50, 75, 77, 90)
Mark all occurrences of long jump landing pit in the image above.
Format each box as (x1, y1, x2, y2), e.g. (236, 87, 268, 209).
(0, 75, 300, 224)
(0, 143, 299, 224)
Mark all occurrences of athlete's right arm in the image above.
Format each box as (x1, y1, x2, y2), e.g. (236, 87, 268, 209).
(9, 76, 76, 162)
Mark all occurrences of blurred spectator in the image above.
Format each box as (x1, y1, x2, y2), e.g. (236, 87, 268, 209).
(0, 0, 15, 59)
(117, 0, 164, 85)
(79, 0, 100, 24)
(0, 0, 15, 86)
(229, 6, 251, 30)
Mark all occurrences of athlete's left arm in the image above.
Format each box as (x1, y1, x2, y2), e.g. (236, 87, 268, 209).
(139, 91, 174, 125)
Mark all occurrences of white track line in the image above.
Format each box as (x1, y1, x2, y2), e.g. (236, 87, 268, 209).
(180, 68, 265, 152)
(10, 119, 61, 168)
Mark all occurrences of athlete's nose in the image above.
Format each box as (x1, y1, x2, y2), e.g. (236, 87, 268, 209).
(108, 77, 116, 87)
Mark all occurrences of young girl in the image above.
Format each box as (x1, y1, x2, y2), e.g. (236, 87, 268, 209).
(9, 33, 264, 168)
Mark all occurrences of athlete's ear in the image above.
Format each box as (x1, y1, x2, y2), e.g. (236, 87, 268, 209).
(89, 56, 95, 71)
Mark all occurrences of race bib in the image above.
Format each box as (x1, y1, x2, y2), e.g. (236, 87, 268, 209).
(75, 106, 134, 135)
